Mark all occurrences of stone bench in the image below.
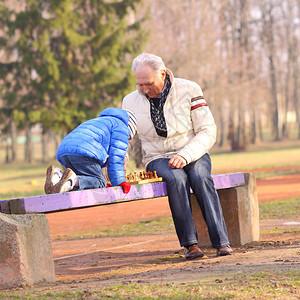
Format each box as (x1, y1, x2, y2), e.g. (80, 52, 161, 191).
(1, 172, 259, 246)
(0, 172, 259, 289)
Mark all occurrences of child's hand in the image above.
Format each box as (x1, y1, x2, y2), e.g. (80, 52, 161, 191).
(119, 181, 131, 193)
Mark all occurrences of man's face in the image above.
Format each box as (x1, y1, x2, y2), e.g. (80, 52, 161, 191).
(135, 64, 166, 98)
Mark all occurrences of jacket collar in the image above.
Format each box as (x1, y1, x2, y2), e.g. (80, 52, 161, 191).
(166, 68, 174, 85)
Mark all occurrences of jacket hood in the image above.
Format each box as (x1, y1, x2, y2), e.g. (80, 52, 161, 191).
(98, 107, 129, 125)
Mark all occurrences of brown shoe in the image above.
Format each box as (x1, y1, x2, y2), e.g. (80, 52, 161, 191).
(184, 244, 204, 260)
(44, 165, 64, 194)
(217, 246, 233, 256)
(44, 165, 55, 194)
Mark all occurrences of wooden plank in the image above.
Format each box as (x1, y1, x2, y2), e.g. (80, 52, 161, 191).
(0, 200, 10, 214)
(3, 172, 246, 214)
(212, 172, 245, 189)
(8, 182, 168, 214)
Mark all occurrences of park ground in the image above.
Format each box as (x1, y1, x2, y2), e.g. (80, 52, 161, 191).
(36, 170, 300, 292)
(1, 166, 300, 298)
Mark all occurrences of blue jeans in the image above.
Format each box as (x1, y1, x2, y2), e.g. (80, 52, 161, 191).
(60, 155, 106, 190)
(146, 154, 229, 249)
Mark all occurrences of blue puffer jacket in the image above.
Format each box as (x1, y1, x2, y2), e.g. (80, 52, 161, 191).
(56, 108, 130, 186)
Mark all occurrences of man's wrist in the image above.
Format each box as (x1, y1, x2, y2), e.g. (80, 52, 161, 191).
(177, 151, 190, 164)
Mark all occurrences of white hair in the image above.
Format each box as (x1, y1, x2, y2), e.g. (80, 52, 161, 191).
(131, 52, 166, 74)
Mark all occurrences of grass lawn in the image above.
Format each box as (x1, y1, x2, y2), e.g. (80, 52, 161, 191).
(1, 271, 299, 300)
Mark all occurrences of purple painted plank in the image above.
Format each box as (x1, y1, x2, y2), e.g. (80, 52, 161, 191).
(6, 172, 246, 214)
(212, 172, 245, 189)
(8, 182, 168, 214)
(0, 200, 10, 214)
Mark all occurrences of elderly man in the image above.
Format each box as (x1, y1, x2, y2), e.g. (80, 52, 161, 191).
(122, 52, 232, 259)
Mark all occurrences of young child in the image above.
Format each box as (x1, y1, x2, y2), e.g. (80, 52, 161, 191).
(44, 108, 136, 194)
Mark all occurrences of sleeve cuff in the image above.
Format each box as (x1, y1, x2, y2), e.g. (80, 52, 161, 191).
(177, 150, 192, 165)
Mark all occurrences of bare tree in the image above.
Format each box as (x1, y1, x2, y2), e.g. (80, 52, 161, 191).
(292, 1, 300, 138)
(10, 121, 17, 161)
(143, 0, 300, 149)
(24, 121, 32, 163)
(258, 1, 281, 141)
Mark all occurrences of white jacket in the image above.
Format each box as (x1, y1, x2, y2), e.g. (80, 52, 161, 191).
(122, 69, 217, 168)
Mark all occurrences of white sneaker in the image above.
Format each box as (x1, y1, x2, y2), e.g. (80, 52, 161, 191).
(44, 165, 63, 194)
(52, 168, 78, 193)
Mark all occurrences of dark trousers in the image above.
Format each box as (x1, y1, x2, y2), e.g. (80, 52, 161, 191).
(146, 154, 230, 249)
(60, 155, 106, 190)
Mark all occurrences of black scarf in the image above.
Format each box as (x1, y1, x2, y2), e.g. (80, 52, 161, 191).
(146, 74, 171, 138)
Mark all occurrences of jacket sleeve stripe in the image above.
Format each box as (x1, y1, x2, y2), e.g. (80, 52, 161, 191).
(191, 96, 205, 102)
(191, 102, 208, 111)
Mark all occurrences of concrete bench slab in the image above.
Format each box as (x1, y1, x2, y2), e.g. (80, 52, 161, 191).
(0, 213, 55, 289)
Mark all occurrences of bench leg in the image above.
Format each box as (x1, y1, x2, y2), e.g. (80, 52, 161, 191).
(191, 173, 260, 246)
(0, 213, 55, 289)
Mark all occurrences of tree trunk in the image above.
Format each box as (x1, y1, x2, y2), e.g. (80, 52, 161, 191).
(237, 98, 247, 150)
(228, 115, 241, 151)
(281, 2, 292, 139)
(42, 131, 49, 163)
(258, 112, 264, 142)
(218, 107, 224, 148)
(292, 33, 299, 139)
(250, 108, 256, 144)
(50, 130, 60, 159)
(260, 2, 281, 141)
(5, 136, 10, 163)
(10, 121, 18, 161)
(25, 121, 32, 163)
(282, 62, 290, 139)
(269, 55, 280, 141)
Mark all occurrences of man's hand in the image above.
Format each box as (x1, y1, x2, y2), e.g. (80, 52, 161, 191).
(169, 155, 187, 169)
(119, 181, 131, 193)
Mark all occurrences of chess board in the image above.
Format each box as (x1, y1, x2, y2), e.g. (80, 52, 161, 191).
(126, 170, 163, 185)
